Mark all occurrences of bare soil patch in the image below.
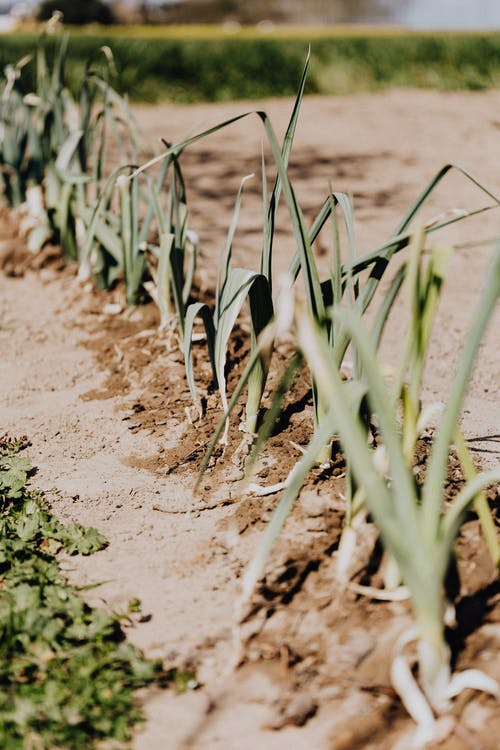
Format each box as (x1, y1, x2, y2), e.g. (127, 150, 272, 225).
(1, 90, 499, 749)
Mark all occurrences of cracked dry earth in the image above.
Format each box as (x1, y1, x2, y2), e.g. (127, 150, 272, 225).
(1, 89, 500, 749)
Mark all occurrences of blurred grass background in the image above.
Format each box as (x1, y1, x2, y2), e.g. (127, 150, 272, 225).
(2, 26, 500, 102)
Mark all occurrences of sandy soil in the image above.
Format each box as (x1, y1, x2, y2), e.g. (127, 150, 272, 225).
(1, 89, 499, 750)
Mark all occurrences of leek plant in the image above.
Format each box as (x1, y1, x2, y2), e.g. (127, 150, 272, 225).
(44, 42, 143, 271)
(0, 21, 84, 253)
(82, 140, 197, 311)
(149, 149, 198, 335)
(81, 164, 153, 304)
(183, 172, 273, 436)
(137, 55, 310, 435)
(241, 240, 500, 743)
(0, 17, 142, 266)
(49, 58, 141, 265)
(393, 232, 499, 571)
(0, 56, 33, 208)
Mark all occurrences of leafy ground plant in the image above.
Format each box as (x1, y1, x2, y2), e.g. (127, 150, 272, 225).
(0, 434, 163, 750)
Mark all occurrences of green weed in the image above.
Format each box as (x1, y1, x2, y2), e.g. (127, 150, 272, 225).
(0, 435, 164, 750)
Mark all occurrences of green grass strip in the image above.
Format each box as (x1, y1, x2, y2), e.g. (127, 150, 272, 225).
(0, 435, 162, 750)
(3, 28, 500, 102)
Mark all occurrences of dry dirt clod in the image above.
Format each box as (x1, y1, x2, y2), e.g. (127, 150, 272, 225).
(266, 692, 318, 729)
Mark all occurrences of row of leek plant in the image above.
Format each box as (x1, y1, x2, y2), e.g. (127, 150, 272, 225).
(134, 77, 500, 741)
(189, 216, 499, 741)
(133, 56, 500, 645)
(134, 54, 500, 455)
(129, 57, 500, 738)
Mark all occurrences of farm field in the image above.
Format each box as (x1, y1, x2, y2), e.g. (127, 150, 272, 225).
(1, 87, 499, 749)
